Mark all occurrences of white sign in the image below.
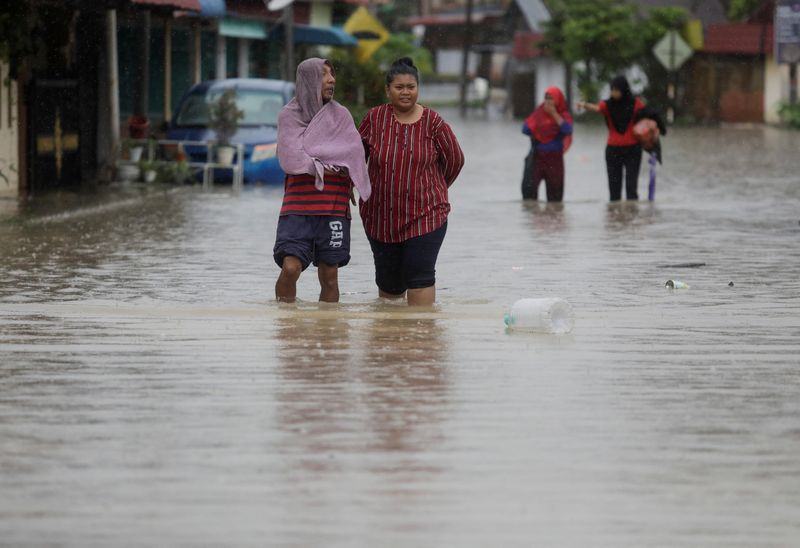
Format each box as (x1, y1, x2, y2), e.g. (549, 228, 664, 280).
(776, 1, 800, 64)
(652, 30, 693, 72)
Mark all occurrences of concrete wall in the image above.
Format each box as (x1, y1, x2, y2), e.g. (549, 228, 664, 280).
(535, 59, 568, 104)
(764, 56, 791, 124)
(0, 63, 19, 198)
(435, 49, 479, 77)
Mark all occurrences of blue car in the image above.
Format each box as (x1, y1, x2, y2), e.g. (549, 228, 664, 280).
(168, 78, 295, 184)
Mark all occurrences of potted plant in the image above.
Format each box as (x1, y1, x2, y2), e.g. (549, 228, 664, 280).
(138, 159, 159, 183)
(208, 89, 244, 166)
(121, 138, 144, 162)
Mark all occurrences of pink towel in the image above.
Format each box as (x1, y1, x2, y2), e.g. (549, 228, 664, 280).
(277, 58, 371, 201)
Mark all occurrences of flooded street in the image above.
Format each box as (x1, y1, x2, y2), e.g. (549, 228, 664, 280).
(1, 113, 800, 546)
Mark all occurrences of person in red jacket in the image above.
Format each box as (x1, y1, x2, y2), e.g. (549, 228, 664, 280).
(578, 76, 645, 201)
(521, 86, 573, 202)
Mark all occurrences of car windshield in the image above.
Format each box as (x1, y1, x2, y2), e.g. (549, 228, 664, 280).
(175, 88, 284, 127)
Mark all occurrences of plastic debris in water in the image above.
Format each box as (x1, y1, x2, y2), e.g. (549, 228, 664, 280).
(504, 298, 574, 334)
(665, 280, 689, 289)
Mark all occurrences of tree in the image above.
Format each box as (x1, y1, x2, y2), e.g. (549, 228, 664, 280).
(638, 7, 690, 113)
(542, 0, 642, 102)
(723, 0, 767, 21)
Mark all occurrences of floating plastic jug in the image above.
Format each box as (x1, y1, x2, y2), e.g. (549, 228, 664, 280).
(504, 298, 574, 334)
(665, 280, 689, 289)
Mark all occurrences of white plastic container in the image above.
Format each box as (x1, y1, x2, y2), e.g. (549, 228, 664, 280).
(665, 280, 689, 289)
(504, 298, 574, 334)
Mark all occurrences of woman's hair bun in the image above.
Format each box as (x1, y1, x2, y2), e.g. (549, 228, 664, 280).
(395, 57, 415, 68)
(386, 56, 420, 84)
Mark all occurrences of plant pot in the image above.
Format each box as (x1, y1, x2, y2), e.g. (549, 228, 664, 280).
(217, 145, 236, 166)
(143, 169, 157, 183)
(129, 146, 144, 162)
(128, 115, 150, 139)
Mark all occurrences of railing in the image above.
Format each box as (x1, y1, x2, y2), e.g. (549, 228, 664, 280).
(117, 139, 245, 191)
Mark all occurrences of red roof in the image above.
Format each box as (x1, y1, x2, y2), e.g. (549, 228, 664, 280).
(131, 0, 201, 10)
(512, 31, 546, 60)
(704, 23, 773, 55)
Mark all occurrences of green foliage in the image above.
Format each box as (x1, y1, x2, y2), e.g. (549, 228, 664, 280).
(543, 1, 690, 103)
(779, 102, 800, 129)
(328, 34, 435, 124)
(638, 7, 690, 114)
(208, 89, 244, 146)
(372, 33, 433, 77)
(327, 48, 384, 124)
(639, 7, 690, 47)
(727, 0, 764, 21)
(543, 0, 641, 101)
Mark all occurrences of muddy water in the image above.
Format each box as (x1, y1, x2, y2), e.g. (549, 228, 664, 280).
(1, 115, 799, 546)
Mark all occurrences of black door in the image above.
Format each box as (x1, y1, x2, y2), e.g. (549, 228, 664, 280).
(29, 79, 82, 192)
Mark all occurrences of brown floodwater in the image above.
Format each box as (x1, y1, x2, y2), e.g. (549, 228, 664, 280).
(1, 114, 799, 546)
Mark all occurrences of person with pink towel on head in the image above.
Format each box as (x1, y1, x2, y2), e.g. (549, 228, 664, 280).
(273, 58, 371, 303)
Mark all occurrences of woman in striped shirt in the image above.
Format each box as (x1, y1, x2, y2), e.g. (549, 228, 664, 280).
(359, 57, 465, 306)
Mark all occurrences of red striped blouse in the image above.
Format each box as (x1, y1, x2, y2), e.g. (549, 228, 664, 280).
(358, 104, 464, 243)
(279, 172, 351, 218)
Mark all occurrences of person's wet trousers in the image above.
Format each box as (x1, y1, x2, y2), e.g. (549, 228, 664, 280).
(605, 144, 642, 200)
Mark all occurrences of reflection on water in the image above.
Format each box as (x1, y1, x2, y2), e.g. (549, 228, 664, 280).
(523, 201, 567, 233)
(1, 120, 800, 546)
(274, 313, 449, 456)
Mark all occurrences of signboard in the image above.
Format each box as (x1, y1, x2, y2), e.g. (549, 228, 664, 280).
(343, 7, 390, 64)
(653, 30, 693, 72)
(776, 0, 800, 64)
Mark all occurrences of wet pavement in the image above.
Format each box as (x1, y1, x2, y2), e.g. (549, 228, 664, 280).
(1, 111, 800, 546)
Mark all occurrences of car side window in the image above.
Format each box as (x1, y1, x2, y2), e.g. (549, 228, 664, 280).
(176, 95, 210, 126)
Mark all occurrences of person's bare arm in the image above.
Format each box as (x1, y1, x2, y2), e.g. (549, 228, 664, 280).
(576, 101, 601, 113)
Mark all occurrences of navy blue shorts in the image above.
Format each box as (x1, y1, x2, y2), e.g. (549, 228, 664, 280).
(273, 215, 351, 270)
(367, 223, 447, 295)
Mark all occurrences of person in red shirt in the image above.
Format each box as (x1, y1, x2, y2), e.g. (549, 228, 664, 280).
(578, 76, 645, 201)
(273, 58, 371, 303)
(359, 57, 465, 306)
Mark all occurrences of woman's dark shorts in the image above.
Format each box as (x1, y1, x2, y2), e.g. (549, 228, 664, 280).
(273, 215, 351, 270)
(367, 223, 447, 295)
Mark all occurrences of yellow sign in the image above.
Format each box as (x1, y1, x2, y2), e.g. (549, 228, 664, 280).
(36, 109, 79, 180)
(343, 6, 390, 64)
(685, 19, 703, 51)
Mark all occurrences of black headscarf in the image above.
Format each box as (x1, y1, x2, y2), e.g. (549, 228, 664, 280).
(606, 76, 635, 134)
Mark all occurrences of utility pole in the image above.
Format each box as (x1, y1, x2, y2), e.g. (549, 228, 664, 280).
(134, 9, 151, 118)
(264, 0, 295, 80)
(459, 0, 474, 117)
(284, 3, 295, 81)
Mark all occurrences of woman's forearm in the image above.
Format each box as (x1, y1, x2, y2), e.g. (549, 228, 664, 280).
(577, 101, 601, 113)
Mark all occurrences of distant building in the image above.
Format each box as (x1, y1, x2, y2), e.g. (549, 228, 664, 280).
(635, 0, 792, 124)
(505, 0, 572, 118)
(0, 0, 361, 198)
(406, 0, 568, 117)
